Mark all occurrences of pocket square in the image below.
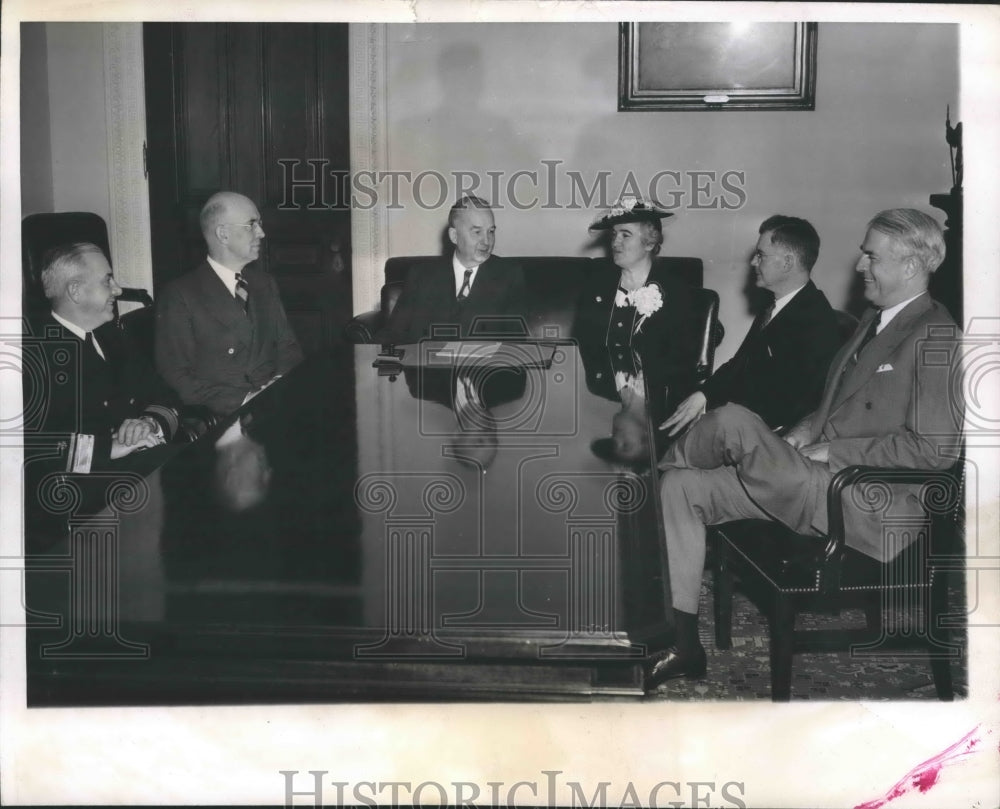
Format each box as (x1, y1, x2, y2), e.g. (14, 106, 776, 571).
(876, 363, 894, 373)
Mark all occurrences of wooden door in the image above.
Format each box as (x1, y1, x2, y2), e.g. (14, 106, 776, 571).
(144, 23, 352, 354)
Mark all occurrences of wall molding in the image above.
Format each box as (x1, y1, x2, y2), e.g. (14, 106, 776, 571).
(348, 23, 389, 315)
(103, 23, 153, 308)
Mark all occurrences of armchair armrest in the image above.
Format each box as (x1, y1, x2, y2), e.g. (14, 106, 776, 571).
(820, 465, 962, 594)
(691, 288, 723, 385)
(342, 310, 385, 344)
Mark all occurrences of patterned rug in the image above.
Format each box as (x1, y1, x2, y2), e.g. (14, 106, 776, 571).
(645, 568, 968, 701)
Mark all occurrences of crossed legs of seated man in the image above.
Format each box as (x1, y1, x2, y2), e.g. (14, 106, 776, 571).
(650, 403, 832, 687)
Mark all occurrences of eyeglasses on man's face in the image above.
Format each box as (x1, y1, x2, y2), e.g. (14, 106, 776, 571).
(224, 219, 265, 233)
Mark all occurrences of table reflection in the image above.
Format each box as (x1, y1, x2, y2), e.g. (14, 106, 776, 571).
(212, 414, 274, 512)
(402, 360, 528, 473)
(27, 343, 674, 703)
(580, 345, 671, 469)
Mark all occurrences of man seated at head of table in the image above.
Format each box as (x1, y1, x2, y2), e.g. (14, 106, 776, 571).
(155, 191, 303, 417)
(659, 214, 842, 438)
(24, 242, 182, 476)
(376, 194, 528, 344)
(647, 208, 961, 689)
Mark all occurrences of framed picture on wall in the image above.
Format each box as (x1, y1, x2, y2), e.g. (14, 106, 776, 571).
(618, 22, 818, 111)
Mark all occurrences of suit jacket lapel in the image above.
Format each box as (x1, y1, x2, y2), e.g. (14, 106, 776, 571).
(436, 259, 461, 311)
(94, 321, 125, 371)
(823, 294, 933, 420)
(729, 284, 795, 359)
(463, 256, 490, 304)
(745, 307, 771, 342)
(465, 255, 505, 305)
(463, 256, 517, 323)
(811, 308, 877, 439)
(242, 268, 272, 327)
(766, 281, 814, 332)
(47, 316, 116, 398)
(196, 261, 251, 331)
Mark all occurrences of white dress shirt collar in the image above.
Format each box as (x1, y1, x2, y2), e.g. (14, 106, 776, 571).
(52, 311, 105, 359)
(768, 282, 808, 322)
(452, 254, 480, 297)
(877, 291, 927, 333)
(207, 255, 241, 297)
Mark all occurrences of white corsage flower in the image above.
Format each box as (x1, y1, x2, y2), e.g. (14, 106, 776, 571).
(630, 284, 664, 333)
(614, 370, 646, 398)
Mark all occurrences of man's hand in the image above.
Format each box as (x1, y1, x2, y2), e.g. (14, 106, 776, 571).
(110, 433, 162, 460)
(783, 423, 812, 449)
(659, 391, 707, 437)
(116, 417, 162, 448)
(798, 442, 830, 463)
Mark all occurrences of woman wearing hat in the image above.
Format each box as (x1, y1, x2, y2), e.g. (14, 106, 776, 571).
(574, 196, 697, 418)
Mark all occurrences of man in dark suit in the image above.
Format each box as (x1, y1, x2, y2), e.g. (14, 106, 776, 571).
(647, 209, 962, 688)
(24, 242, 182, 474)
(22, 243, 183, 546)
(661, 215, 841, 436)
(377, 195, 527, 343)
(155, 191, 303, 416)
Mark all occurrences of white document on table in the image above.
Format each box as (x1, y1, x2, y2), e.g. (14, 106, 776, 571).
(433, 341, 502, 360)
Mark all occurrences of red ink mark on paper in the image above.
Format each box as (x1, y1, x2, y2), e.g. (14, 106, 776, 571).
(854, 725, 983, 809)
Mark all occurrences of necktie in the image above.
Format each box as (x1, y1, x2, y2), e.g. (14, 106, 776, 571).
(457, 269, 473, 301)
(759, 301, 776, 329)
(234, 273, 250, 314)
(855, 311, 881, 357)
(84, 331, 104, 362)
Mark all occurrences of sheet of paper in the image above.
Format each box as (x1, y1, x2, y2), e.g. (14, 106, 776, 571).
(433, 341, 501, 359)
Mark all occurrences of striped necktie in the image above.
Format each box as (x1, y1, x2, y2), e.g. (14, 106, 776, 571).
(457, 269, 473, 302)
(234, 272, 250, 314)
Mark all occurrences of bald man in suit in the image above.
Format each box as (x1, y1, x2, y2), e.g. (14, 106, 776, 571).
(647, 209, 962, 688)
(155, 192, 303, 416)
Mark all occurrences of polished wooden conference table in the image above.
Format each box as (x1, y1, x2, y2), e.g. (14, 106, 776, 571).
(26, 342, 673, 703)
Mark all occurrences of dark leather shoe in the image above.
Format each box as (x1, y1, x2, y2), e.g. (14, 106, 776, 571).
(644, 645, 707, 690)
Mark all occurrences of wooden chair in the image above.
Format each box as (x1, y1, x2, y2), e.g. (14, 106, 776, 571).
(711, 463, 964, 701)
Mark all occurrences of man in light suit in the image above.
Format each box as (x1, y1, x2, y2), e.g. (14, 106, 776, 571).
(660, 215, 842, 435)
(377, 195, 527, 343)
(647, 209, 962, 688)
(155, 192, 303, 416)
